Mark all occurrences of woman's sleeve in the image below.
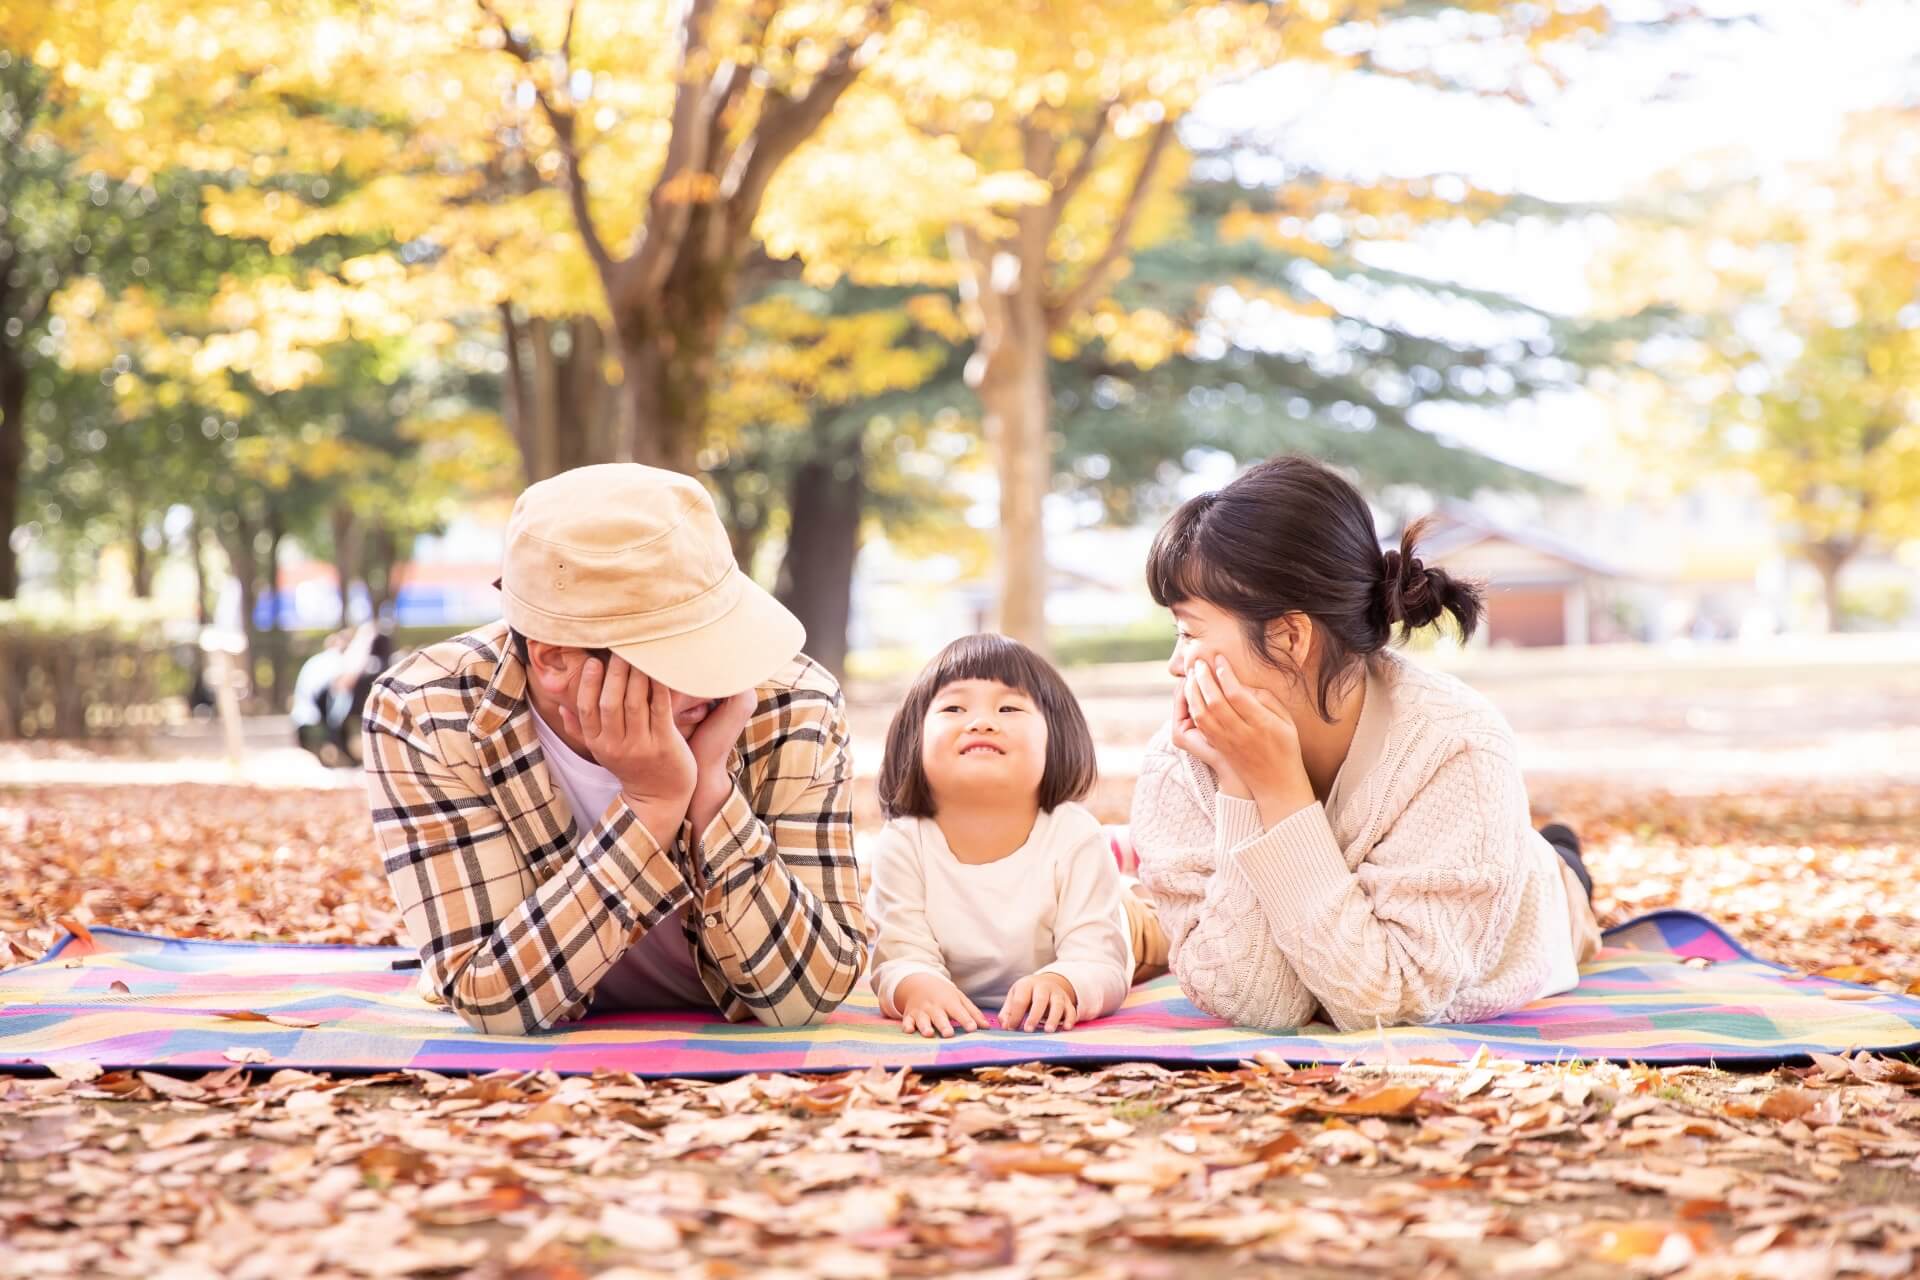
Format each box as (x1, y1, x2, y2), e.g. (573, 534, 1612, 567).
(1035, 822, 1131, 1020)
(1129, 734, 1319, 1031)
(1225, 744, 1531, 1030)
(865, 825, 953, 1017)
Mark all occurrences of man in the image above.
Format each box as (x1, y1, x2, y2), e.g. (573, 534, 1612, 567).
(364, 464, 866, 1034)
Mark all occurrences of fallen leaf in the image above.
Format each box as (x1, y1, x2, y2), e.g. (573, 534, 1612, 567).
(215, 1009, 322, 1029)
(1081, 1147, 1201, 1191)
(1815, 965, 1888, 983)
(56, 917, 98, 955)
(595, 1207, 681, 1252)
(1572, 1219, 1714, 1265)
(521, 1099, 576, 1127)
(1317, 1085, 1426, 1116)
(1456, 1068, 1496, 1099)
(107, 980, 131, 994)
(1128, 1211, 1295, 1247)
(1758, 1088, 1819, 1121)
(357, 1143, 436, 1186)
(1808, 1052, 1855, 1080)
(46, 1060, 104, 1082)
(137, 1071, 206, 1099)
(1492, 1239, 1570, 1275)
(970, 1144, 1086, 1177)
(223, 1047, 273, 1065)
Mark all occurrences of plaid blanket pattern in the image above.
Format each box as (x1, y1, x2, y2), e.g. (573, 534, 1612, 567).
(3, 912, 1917, 1078)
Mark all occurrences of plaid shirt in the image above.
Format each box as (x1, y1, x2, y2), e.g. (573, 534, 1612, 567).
(363, 622, 866, 1034)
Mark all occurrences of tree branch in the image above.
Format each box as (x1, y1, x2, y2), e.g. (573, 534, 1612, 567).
(1045, 117, 1175, 329)
(1048, 99, 1116, 221)
(630, 0, 726, 299)
(721, 1, 894, 245)
(476, 0, 617, 282)
(559, 0, 580, 65)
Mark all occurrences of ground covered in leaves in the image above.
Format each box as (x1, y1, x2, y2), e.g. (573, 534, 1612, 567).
(3, 778, 1918, 1278)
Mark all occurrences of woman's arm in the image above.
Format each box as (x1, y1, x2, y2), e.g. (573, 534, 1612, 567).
(1227, 743, 1533, 1030)
(1130, 736, 1319, 1031)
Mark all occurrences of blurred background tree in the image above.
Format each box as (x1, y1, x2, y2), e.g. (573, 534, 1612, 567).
(3, 0, 1804, 712)
(1596, 106, 1920, 631)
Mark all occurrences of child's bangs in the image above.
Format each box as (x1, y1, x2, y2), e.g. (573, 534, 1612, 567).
(924, 633, 1051, 704)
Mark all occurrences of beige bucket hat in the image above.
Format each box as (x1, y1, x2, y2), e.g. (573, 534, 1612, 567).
(495, 464, 805, 698)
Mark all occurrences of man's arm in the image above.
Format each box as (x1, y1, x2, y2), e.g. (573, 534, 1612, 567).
(364, 677, 691, 1034)
(688, 679, 868, 1026)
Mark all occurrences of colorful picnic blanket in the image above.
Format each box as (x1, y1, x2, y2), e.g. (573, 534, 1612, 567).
(2, 911, 1917, 1078)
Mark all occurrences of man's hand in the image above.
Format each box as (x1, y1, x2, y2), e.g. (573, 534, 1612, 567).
(1185, 657, 1316, 828)
(686, 690, 757, 838)
(894, 973, 986, 1038)
(558, 655, 697, 847)
(999, 971, 1081, 1032)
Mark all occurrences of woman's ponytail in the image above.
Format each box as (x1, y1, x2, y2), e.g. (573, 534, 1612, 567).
(1379, 517, 1483, 643)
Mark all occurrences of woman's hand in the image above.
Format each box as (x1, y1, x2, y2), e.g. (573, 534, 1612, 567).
(1185, 657, 1316, 828)
(893, 973, 986, 1038)
(999, 972, 1080, 1032)
(1172, 675, 1249, 797)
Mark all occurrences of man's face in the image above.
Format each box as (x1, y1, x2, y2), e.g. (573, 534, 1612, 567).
(527, 643, 720, 738)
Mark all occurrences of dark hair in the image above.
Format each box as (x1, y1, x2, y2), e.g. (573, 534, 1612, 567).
(1145, 454, 1483, 721)
(877, 633, 1097, 820)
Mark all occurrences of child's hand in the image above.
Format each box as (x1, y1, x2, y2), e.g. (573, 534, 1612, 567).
(999, 972, 1081, 1032)
(894, 973, 986, 1038)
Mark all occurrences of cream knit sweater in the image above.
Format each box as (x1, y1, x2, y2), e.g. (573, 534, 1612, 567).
(1131, 649, 1580, 1032)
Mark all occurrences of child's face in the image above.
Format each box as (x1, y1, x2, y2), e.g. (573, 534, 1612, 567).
(920, 678, 1049, 807)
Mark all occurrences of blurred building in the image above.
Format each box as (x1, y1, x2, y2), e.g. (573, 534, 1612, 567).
(1403, 504, 1626, 647)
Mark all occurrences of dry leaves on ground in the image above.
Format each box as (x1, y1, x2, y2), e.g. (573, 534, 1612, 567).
(2, 778, 1918, 1278)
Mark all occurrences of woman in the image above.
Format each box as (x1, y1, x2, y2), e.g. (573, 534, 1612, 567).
(1129, 455, 1602, 1031)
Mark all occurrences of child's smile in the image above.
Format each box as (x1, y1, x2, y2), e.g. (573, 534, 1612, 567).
(922, 679, 1048, 801)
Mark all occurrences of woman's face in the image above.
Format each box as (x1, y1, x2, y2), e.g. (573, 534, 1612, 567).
(1166, 599, 1291, 699)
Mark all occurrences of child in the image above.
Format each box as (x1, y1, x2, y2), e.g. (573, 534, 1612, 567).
(867, 634, 1148, 1038)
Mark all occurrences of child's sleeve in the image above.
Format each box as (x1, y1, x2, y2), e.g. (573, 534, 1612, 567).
(866, 824, 954, 1018)
(1036, 821, 1132, 1021)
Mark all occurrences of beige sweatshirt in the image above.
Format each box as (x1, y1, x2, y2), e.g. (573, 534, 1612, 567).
(866, 803, 1132, 1020)
(1130, 649, 1590, 1032)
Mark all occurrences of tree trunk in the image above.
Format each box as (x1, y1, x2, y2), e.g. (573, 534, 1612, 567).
(616, 324, 707, 474)
(1806, 541, 1852, 634)
(218, 513, 261, 703)
(558, 316, 609, 473)
(127, 494, 152, 599)
(263, 512, 290, 711)
(501, 307, 619, 483)
(612, 245, 732, 475)
(710, 461, 773, 571)
(0, 346, 26, 599)
(775, 432, 867, 680)
(330, 504, 360, 626)
(186, 509, 211, 701)
(972, 294, 1054, 653)
(363, 524, 399, 623)
(189, 511, 213, 627)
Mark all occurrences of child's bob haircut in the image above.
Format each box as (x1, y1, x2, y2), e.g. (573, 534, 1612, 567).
(877, 633, 1097, 820)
